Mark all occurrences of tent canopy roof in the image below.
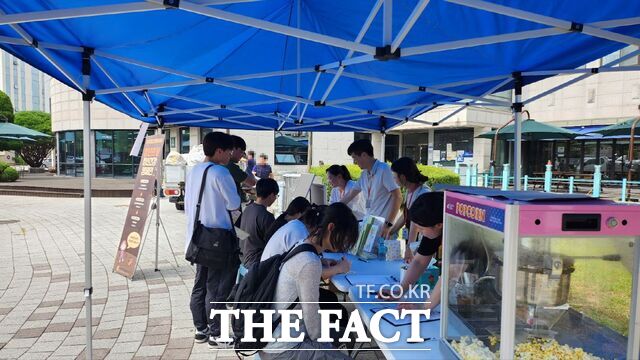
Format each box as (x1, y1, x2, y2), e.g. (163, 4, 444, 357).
(477, 119, 581, 140)
(1, 0, 640, 132)
(0, 121, 50, 138)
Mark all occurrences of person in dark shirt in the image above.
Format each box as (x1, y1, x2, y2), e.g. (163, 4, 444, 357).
(252, 153, 273, 179)
(245, 150, 256, 176)
(226, 135, 257, 202)
(378, 192, 444, 307)
(264, 196, 311, 242)
(240, 178, 279, 267)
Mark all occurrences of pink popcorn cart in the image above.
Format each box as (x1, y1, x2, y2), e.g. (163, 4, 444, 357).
(438, 188, 640, 360)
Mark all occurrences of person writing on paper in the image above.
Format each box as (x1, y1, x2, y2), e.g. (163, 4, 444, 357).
(388, 157, 431, 262)
(327, 164, 366, 220)
(340, 139, 402, 238)
(263, 196, 311, 242)
(378, 192, 444, 310)
(260, 203, 358, 359)
(261, 205, 352, 279)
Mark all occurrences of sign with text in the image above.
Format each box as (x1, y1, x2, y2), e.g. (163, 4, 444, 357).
(113, 134, 164, 279)
(445, 196, 505, 232)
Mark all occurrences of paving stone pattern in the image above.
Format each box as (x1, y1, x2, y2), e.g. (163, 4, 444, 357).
(0, 196, 383, 360)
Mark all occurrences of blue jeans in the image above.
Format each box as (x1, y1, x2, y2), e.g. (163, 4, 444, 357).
(189, 264, 237, 335)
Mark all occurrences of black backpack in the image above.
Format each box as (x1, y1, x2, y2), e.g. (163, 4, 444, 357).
(231, 243, 318, 356)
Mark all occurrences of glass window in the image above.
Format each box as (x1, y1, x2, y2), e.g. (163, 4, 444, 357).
(275, 131, 308, 165)
(434, 128, 474, 165)
(95, 130, 113, 177)
(619, 46, 639, 67)
(200, 127, 213, 144)
(600, 141, 614, 179)
(113, 130, 134, 177)
(354, 132, 372, 142)
(164, 130, 171, 158)
(402, 132, 428, 164)
(567, 141, 583, 172)
(582, 141, 598, 174)
(384, 134, 399, 163)
(180, 127, 190, 153)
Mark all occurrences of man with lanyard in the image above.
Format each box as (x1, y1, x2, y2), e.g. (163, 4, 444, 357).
(226, 135, 257, 204)
(341, 139, 402, 238)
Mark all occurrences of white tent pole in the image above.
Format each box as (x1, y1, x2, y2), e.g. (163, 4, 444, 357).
(221, 68, 314, 81)
(95, 79, 203, 95)
(91, 56, 145, 117)
(523, 65, 640, 77)
(154, 127, 162, 272)
(297, 71, 322, 123)
(391, 0, 430, 53)
(81, 48, 94, 360)
(512, 73, 523, 191)
(447, 0, 640, 47)
(381, 132, 387, 161)
(524, 49, 640, 105)
(296, 0, 301, 122)
(173, 0, 377, 54)
(331, 104, 406, 122)
(435, 77, 512, 125)
(319, 0, 382, 104)
(383, 0, 393, 44)
(326, 89, 417, 106)
(2, 15, 85, 91)
(403, 27, 565, 57)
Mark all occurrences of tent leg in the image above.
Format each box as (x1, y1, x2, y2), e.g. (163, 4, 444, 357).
(155, 128, 162, 271)
(81, 48, 93, 360)
(512, 73, 523, 191)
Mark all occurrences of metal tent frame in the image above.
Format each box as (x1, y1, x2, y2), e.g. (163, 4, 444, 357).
(2, 1, 640, 359)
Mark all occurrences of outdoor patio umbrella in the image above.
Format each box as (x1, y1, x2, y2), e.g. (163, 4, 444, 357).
(0, 135, 36, 142)
(592, 118, 640, 137)
(593, 117, 640, 184)
(477, 119, 581, 141)
(0, 121, 50, 139)
(275, 134, 307, 148)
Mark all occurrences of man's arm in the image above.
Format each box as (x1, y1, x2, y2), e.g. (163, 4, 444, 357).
(381, 188, 402, 238)
(340, 188, 361, 206)
(242, 171, 257, 187)
(378, 252, 431, 300)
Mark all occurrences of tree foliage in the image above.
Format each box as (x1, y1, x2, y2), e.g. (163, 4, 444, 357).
(0, 90, 14, 123)
(14, 111, 54, 168)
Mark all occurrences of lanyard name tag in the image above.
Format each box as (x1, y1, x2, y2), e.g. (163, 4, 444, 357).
(402, 227, 409, 240)
(365, 198, 371, 209)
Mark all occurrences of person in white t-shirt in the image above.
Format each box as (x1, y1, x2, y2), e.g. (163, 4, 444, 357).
(184, 131, 241, 346)
(341, 139, 402, 239)
(389, 157, 432, 262)
(326, 164, 366, 220)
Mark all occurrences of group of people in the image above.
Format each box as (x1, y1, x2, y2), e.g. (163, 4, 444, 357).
(184, 133, 448, 359)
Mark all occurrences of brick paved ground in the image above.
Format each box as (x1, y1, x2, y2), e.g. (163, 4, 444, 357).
(0, 196, 383, 360)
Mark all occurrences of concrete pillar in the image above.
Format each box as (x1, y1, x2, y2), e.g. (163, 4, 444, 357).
(428, 129, 435, 165)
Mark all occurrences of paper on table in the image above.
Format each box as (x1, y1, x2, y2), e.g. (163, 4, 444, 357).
(346, 275, 395, 286)
(370, 307, 440, 327)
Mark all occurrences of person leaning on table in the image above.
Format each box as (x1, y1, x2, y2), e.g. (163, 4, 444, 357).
(378, 191, 444, 310)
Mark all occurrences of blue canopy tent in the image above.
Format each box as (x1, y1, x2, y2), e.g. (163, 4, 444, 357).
(2, 1, 640, 358)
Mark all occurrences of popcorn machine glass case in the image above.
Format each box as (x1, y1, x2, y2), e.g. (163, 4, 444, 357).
(440, 189, 640, 360)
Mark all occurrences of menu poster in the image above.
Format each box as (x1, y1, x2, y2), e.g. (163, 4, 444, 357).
(113, 134, 164, 279)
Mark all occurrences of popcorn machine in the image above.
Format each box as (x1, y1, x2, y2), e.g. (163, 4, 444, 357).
(439, 188, 640, 360)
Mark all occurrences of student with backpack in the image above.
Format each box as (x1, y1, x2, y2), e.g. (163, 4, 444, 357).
(232, 203, 358, 359)
(263, 196, 311, 242)
(184, 132, 241, 346)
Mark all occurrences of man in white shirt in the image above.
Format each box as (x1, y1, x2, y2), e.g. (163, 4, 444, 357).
(341, 139, 402, 239)
(184, 131, 241, 346)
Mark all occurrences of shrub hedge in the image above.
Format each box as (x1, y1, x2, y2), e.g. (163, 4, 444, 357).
(0, 161, 18, 182)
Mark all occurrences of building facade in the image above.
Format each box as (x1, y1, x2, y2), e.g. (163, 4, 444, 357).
(0, 51, 50, 113)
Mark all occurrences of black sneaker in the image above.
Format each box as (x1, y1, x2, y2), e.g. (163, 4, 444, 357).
(194, 328, 208, 343)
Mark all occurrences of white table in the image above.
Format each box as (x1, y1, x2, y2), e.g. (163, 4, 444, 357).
(323, 252, 453, 359)
(347, 287, 453, 360)
(323, 252, 404, 293)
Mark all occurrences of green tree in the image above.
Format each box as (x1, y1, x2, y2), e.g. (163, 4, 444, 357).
(0, 90, 14, 123)
(14, 111, 54, 168)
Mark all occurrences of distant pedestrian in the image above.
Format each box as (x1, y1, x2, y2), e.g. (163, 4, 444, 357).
(245, 150, 256, 176)
(252, 153, 273, 179)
